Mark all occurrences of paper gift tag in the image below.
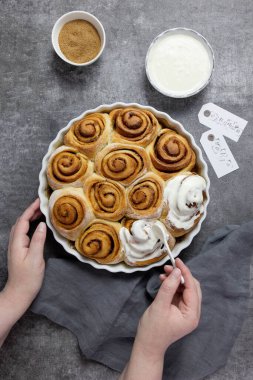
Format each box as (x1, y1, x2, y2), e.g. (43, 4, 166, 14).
(200, 130, 239, 178)
(198, 103, 248, 142)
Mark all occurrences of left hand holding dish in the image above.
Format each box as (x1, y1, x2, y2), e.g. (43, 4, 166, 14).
(0, 199, 47, 347)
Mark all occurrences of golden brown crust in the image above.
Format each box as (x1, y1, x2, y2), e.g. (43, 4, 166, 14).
(49, 188, 94, 240)
(126, 172, 164, 219)
(110, 107, 160, 147)
(162, 210, 201, 237)
(121, 217, 136, 230)
(147, 129, 196, 180)
(47, 146, 93, 190)
(84, 174, 127, 221)
(45, 106, 206, 267)
(127, 253, 167, 267)
(121, 220, 176, 267)
(94, 143, 150, 186)
(126, 239, 176, 266)
(75, 220, 123, 264)
(64, 113, 111, 160)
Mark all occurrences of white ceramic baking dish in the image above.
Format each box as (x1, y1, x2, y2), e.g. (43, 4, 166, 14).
(38, 102, 210, 273)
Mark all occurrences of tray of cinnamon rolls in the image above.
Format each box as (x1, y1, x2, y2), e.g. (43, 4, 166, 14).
(39, 103, 210, 273)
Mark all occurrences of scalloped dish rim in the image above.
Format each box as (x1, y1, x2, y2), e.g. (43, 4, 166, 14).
(38, 102, 210, 273)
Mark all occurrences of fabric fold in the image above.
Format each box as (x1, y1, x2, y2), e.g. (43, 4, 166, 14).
(32, 221, 253, 380)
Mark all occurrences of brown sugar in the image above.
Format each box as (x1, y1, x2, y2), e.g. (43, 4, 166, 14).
(58, 19, 101, 64)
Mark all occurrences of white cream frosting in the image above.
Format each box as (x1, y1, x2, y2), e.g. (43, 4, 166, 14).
(164, 173, 206, 230)
(120, 220, 169, 264)
(147, 33, 212, 96)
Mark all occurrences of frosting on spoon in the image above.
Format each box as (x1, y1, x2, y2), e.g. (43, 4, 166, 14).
(164, 173, 206, 230)
(120, 220, 168, 263)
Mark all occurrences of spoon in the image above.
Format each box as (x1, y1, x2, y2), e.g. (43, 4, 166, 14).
(153, 221, 185, 285)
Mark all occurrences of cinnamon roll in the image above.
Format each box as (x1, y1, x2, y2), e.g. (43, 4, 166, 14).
(162, 172, 206, 237)
(64, 113, 111, 160)
(110, 107, 160, 147)
(75, 220, 123, 264)
(147, 129, 196, 180)
(121, 217, 136, 231)
(120, 219, 175, 267)
(95, 143, 150, 186)
(49, 188, 94, 240)
(126, 172, 164, 219)
(47, 146, 93, 190)
(84, 174, 127, 221)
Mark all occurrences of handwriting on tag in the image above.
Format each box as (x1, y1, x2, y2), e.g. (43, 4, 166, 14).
(200, 131, 239, 178)
(198, 103, 247, 142)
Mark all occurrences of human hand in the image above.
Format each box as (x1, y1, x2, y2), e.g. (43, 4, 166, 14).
(135, 258, 201, 360)
(3, 198, 47, 310)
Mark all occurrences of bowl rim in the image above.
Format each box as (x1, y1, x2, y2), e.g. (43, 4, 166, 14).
(38, 102, 210, 273)
(51, 10, 106, 67)
(145, 27, 215, 98)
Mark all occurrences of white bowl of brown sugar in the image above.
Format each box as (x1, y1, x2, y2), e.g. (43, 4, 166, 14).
(52, 11, 106, 66)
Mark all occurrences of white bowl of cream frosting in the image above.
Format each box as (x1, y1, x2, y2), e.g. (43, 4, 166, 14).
(146, 28, 214, 98)
(38, 103, 210, 273)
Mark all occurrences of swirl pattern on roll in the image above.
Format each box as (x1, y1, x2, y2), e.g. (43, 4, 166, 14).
(45, 106, 208, 267)
(47, 146, 92, 190)
(49, 188, 94, 240)
(64, 113, 110, 159)
(95, 144, 150, 186)
(149, 129, 196, 179)
(75, 221, 122, 264)
(85, 175, 127, 221)
(126, 173, 164, 218)
(110, 107, 160, 146)
(53, 196, 84, 230)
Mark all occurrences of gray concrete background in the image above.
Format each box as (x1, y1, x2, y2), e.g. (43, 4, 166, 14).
(0, 0, 252, 379)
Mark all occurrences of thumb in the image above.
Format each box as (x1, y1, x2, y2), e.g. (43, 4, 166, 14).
(28, 222, 47, 259)
(155, 268, 181, 306)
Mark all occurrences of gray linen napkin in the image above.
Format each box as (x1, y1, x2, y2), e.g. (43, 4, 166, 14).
(31, 222, 253, 380)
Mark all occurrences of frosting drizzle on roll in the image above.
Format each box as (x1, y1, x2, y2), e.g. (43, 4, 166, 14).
(120, 220, 168, 264)
(164, 173, 206, 231)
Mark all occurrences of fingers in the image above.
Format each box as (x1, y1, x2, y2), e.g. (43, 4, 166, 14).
(164, 265, 173, 274)
(155, 268, 181, 306)
(11, 218, 30, 253)
(8, 225, 15, 256)
(175, 258, 200, 315)
(159, 265, 173, 281)
(10, 199, 41, 252)
(175, 258, 195, 289)
(195, 279, 202, 303)
(28, 222, 47, 260)
(194, 278, 202, 318)
(20, 198, 41, 224)
(30, 209, 42, 221)
(9, 225, 15, 247)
